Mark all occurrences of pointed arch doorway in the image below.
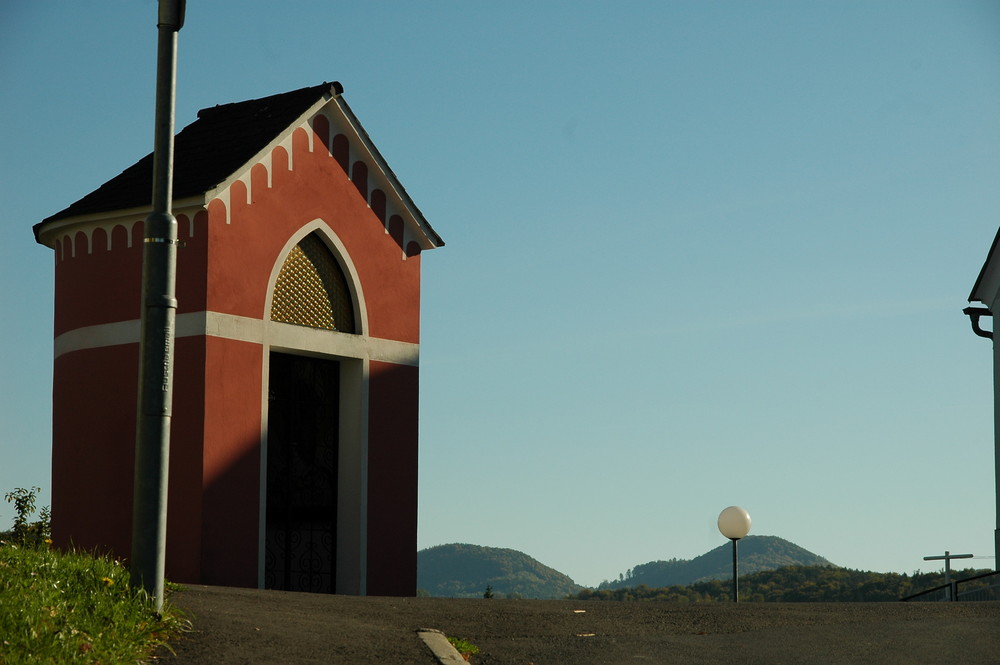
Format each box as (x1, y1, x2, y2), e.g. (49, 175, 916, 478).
(261, 228, 366, 594)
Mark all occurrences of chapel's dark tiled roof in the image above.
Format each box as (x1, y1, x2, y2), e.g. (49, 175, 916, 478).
(38, 82, 338, 228)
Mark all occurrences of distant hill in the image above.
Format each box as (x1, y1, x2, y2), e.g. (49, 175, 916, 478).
(417, 537, 834, 599)
(598, 536, 835, 589)
(417, 543, 584, 599)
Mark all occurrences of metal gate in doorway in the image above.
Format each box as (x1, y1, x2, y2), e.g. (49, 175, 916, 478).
(264, 352, 339, 593)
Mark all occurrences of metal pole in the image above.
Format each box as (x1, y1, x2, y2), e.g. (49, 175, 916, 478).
(131, 0, 184, 613)
(963, 303, 999, 571)
(945, 551, 952, 601)
(732, 538, 739, 603)
(993, 327, 1000, 572)
(972, 302, 1000, 574)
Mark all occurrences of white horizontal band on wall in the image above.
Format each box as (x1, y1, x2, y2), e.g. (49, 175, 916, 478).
(52, 311, 419, 366)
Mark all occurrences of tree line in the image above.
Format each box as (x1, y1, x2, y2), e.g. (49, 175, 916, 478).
(574, 565, 994, 602)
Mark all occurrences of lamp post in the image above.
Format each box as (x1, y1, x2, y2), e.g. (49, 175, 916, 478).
(131, 0, 184, 614)
(718, 506, 752, 603)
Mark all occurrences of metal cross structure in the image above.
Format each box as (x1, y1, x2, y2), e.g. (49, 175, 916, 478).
(923, 550, 974, 600)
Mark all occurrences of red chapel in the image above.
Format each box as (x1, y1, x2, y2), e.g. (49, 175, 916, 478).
(32, 81, 443, 596)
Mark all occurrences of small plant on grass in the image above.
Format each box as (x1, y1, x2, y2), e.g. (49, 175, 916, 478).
(3, 486, 50, 547)
(447, 636, 481, 662)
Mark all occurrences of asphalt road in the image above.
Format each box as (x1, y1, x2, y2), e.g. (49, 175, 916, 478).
(163, 585, 1000, 664)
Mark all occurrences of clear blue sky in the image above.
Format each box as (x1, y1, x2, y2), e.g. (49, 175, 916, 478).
(2, 1, 999, 588)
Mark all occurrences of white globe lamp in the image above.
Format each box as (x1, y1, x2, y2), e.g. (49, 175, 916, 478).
(718, 506, 752, 540)
(717, 506, 751, 602)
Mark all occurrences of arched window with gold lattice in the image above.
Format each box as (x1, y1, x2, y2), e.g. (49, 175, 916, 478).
(270, 233, 356, 333)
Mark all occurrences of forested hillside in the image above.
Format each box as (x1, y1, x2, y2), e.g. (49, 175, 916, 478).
(417, 538, 990, 602)
(599, 536, 833, 589)
(418, 543, 583, 599)
(577, 565, 994, 602)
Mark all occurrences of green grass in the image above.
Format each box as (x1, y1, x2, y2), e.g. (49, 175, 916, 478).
(447, 636, 481, 659)
(0, 542, 188, 664)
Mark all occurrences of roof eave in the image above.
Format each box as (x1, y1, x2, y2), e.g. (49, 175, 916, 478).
(969, 226, 1000, 308)
(35, 81, 444, 251)
(33, 196, 209, 247)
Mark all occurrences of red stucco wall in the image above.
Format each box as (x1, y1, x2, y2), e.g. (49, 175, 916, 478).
(165, 335, 206, 583)
(199, 336, 262, 587)
(50, 345, 138, 557)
